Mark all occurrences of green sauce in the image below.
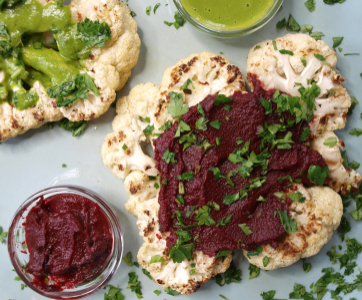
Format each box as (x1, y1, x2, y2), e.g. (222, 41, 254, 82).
(180, 0, 274, 30)
(0, 0, 90, 110)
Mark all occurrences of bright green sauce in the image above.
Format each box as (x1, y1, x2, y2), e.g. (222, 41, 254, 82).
(0, 0, 89, 109)
(180, 0, 274, 30)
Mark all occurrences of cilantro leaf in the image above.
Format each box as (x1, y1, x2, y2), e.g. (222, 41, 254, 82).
(162, 149, 177, 164)
(142, 268, 152, 280)
(104, 285, 125, 300)
(217, 215, 232, 227)
(247, 246, 263, 258)
(308, 165, 329, 185)
(277, 209, 297, 235)
(150, 255, 165, 264)
(260, 98, 272, 115)
(310, 31, 325, 40)
(223, 193, 240, 205)
(181, 78, 195, 90)
(314, 53, 326, 61)
(195, 116, 208, 131)
(77, 18, 111, 48)
(177, 171, 194, 181)
(263, 256, 269, 267)
(300, 127, 311, 142)
(289, 192, 306, 203)
(348, 96, 358, 115)
(302, 259, 312, 273)
(276, 18, 286, 29)
(210, 120, 222, 130)
(167, 92, 189, 118)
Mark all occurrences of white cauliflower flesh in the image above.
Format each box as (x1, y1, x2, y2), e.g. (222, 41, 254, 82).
(247, 33, 361, 192)
(244, 184, 343, 270)
(102, 52, 246, 294)
(247, 33, 350, 135)
(0, 0, 140, 142)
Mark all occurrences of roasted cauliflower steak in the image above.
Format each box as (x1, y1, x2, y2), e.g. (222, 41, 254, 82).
(247, 33, 361, 193)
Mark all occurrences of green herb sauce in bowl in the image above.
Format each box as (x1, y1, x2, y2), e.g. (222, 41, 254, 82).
(174, 0, 284, 37)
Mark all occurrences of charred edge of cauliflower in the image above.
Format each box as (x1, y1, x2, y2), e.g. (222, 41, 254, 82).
(311, 131, 362, 192)
(124, 171, 232, 295)
(0, 0, 140, 142)
(153, 51, 246, 130)
(246, 33, 361, 193)
(246, 33, 350, 135)
(244, 184, 343, 270)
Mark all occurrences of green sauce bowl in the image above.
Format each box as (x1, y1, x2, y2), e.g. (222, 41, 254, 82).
(173, 0, 284, 37)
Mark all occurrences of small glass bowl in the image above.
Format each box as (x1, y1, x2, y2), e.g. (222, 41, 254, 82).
(8, 185, 123, 299)
(173, 0, 284, 37)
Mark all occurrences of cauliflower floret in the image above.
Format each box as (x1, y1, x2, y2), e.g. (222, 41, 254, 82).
(102, 83, 160, 179)
(247, 33, 350, 135)
(153, 52, 246, 130)
(244, 184, 343, 270)
(311, 131, 361, 193)
(0, 0, 140, 142)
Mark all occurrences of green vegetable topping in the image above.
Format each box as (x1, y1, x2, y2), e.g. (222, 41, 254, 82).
(289, 192, 306, 203)
(223, 192, 240, 205)
(276, 17, 287, 29)
(143, 124, 154, 137)
(349, 128, 362, 137)
(59, 119, 87, 137)
(195, 116, 208, 131)
(153, 3, 161, 14)
(164, 11, 185, 29)
(254, 45, 261, 50)
(217, 215, 232, 227)
(302, 259, 312, 273)
(164, 287, 180, 295)
(272, 40, 277, 50)
(0, 227, 7, 244)
(123, 251, 133, 267)
(214, 94, 233, 106)
(286, 14, 301, 31)
(181, 78, 195, 90)
(210, 119, 222, 130)
(153, 290, 161, 296)
(177, 171, 194, 181)
(263, 256, 269, 267)
(104, 285, 125, 300)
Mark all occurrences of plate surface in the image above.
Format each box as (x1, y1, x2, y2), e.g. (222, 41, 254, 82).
(1, 1, 362, 299)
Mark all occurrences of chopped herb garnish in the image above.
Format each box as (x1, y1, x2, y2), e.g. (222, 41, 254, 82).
(216, 137, 222, 146)
(123, 251, 133, 266)
(254, 45, 261, 50)
(276, 17, 287, 28)
(257, 195, 267, 202)
(300, 127, 311, 142)
(308, 165, 329, 185)
(143, 124, 154, 137)
(195, 206, 215, 226)
(239, 223, 252, 235)
(223, 193, 240, 205)
(214, 94, 233, 106)
(186, 206, 195, 218)
(77, 18, 111, 48)
(150, 255, 165, 264)
(210, 120, 222, 130)
(272, 40, 277, 50)
(344, 53, 360, 56)
(164, 287, 180, 295)
(181, 78, 195, 90)
(139, 116, 150, 123)
(146, 5, 151, 15)
(159, 120, 172, 131)
(154, 290, 161, 296)
(278, 209, 297, 234)
(314, 53, 326, 61)
(177, 171, 194, 181)
(333, 37, 344, 48)
(310, 31, 325, 40)
(162, 149, 177, 164)
(349, 128, 362, 137)
(263, 256, 269, 267)
(323, 136, 338, 148)
(286, 14, 301, 31)
(279, 49, 294, 56)
(249, 263, 260, 279)
(154, 3, 161, 14)
(302, 259, 312, 273)
(127, 272, 142, 299)
(289, 191, 306, 203)
(304, 0, 315, 11)
(217, 215, 232, 227)
(167, 92, 189, 118)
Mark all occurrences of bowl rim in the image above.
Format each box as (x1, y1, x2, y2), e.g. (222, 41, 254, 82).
(7, 185, 123, 299)
(173, 0, 284, 37)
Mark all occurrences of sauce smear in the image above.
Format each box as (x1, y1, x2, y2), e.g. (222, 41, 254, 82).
(24, 194, 112, 292)
(179, 0, 274, 30)
(154, 77, 327, 256)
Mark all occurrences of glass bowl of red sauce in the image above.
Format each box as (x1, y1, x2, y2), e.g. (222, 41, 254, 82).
(173, 0, 284, 37)
(8, 185, 123, 299)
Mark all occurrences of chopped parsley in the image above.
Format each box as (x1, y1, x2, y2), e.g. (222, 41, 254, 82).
(59, 119, 87, 137)
(127, 272, 143, 299)
(153, 290, 161, 296)
(195, 206, 215, 226)
(164, 11, 185, 29)
(278, 209, 297, 234)
(349, 128, 362, 137)
(210, 120, 222, 130)
(223, 192, 240, 205)
(159, 120, 172, 131)
(333, 37, 344, 48)
(286, 14, 301, 32)
(214, 94, 233, 106)
(308, 165, 329, 185)
(123, 251, 133, 267)
(143, 124, 154, 137)
(177, 171, 194, 181)
(263, 256, 269, 267)
(162, 149, 177, 164)
(314, 53, 326, 61)
(104, 285, 125, 300)
(217, 215, 232, 227)
(249, 263, 260, 279)
(323, 136, 338, 148)
(304, 0, 315, 11)
(146, 6, 151, 15)
(153, 3, 161, 14)
(150, 255, 165, 264)
(254, 45, 261, 50)
(302, 259, 312, 273)
(167, 92, 189, 118)
(272, 40, 277, 51)
(289, 191, 306, 203)
(0, 227, 7, 244)
(181, 78, 195, 90)
(238, 223, 252, 235)
(77, 18, 111, 48)
(247, 246, 263, 258)
(195, 116, 208, 131)
(139, 116, 150, 123)
(276, 17, 287, 29)
(164, 287, 180, 295)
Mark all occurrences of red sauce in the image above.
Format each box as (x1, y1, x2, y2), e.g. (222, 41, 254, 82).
(154, 76, 327, 256)
(24, 194, 112, 292)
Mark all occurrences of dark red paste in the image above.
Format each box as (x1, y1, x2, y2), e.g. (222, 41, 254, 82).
(154, 76, 327, 256)
(24, 194, 112, 292)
